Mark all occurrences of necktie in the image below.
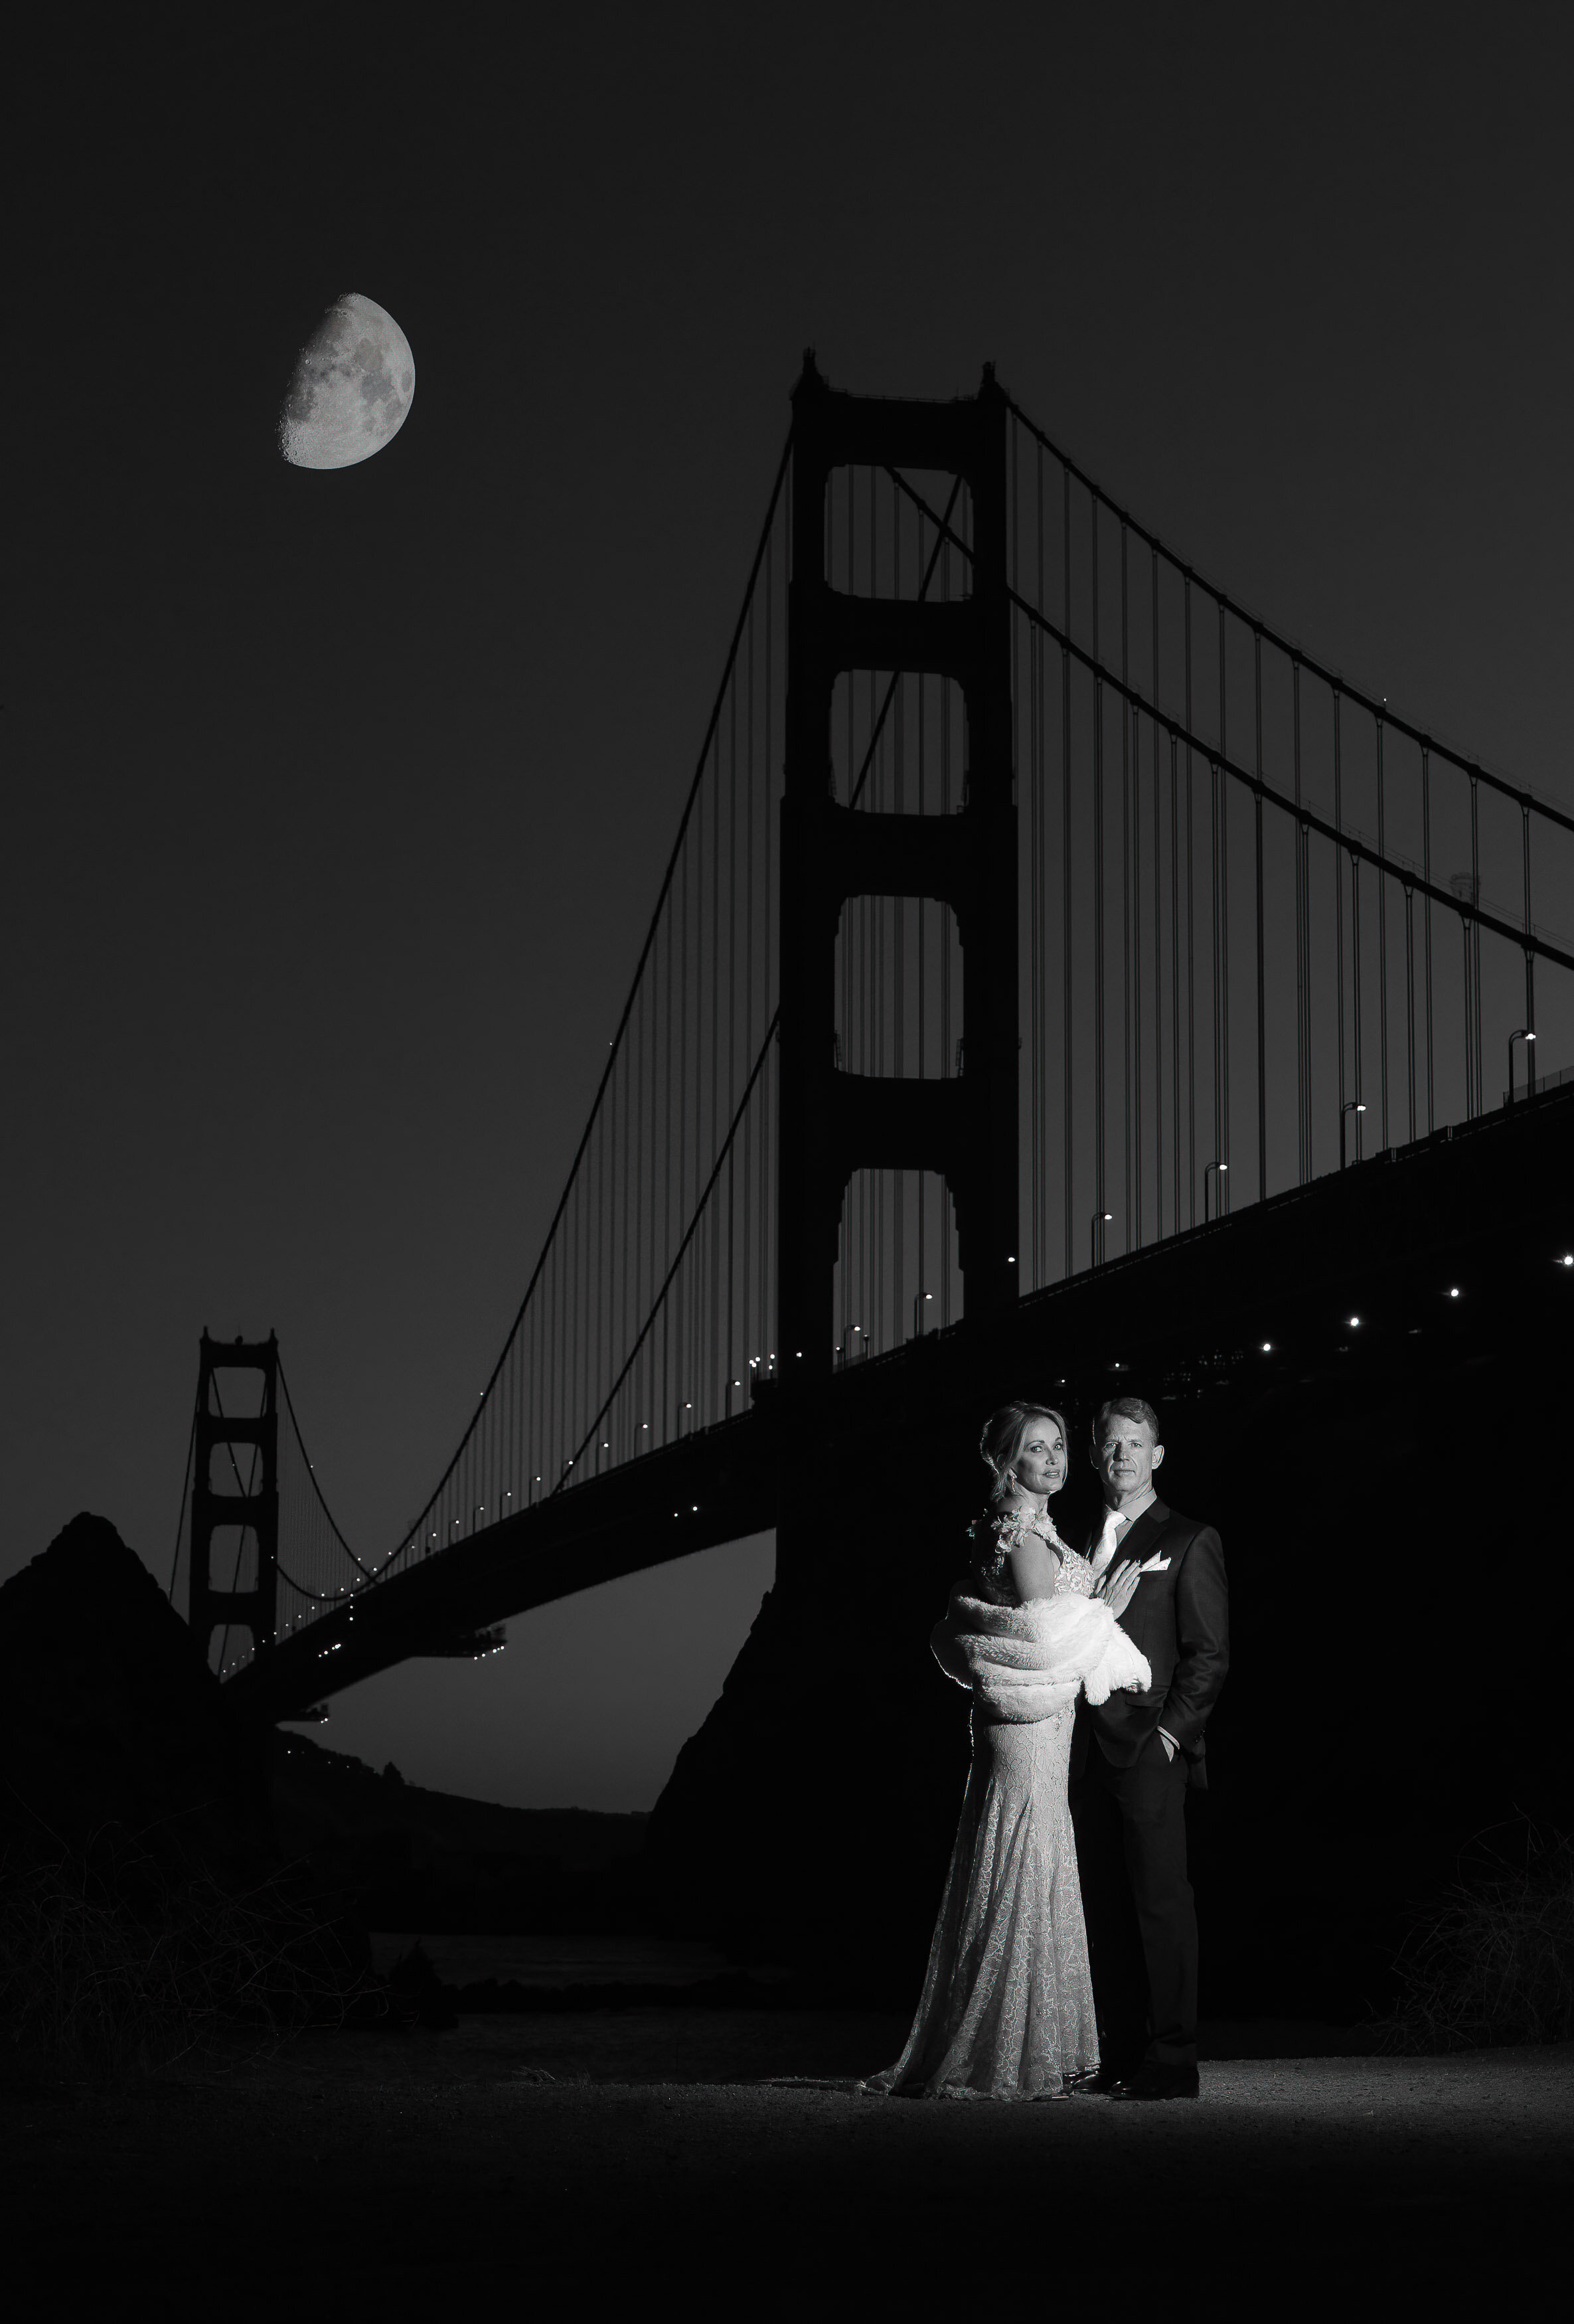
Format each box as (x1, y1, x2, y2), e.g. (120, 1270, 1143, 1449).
(1092, 1507, 1128, 1576)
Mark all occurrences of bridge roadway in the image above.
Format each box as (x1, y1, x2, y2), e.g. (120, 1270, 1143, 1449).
(225, 1082, 1574, 1726)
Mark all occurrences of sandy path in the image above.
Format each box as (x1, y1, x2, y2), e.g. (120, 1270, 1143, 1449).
(5, 2019, 1567, 2311)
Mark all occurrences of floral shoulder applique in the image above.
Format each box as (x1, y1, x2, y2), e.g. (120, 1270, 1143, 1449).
(966, 1505, 1066, 1600)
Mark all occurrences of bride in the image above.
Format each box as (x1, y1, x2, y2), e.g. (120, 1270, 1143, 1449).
(866, 1399, 1148, 2100)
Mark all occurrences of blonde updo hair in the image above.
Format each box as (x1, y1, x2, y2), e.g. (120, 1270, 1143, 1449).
(980, 1400, 1069, 1505)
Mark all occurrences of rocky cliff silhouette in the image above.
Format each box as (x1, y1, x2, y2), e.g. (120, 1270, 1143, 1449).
(0, 1512, 273, 1886)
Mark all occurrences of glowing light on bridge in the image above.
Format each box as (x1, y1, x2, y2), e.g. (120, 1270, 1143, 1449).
(185, 367, 1574, 1694)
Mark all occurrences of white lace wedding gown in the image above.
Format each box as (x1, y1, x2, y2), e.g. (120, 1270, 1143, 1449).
(866, 1511, 1101, 2100)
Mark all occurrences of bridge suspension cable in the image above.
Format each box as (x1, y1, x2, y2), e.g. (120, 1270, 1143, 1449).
(880, 416, 1573, 1278)
(368, 428, 800, 1579)
(201, 368, 1574, 1675)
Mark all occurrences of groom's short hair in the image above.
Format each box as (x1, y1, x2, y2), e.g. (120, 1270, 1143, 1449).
(1093, 1395, 1160, 1442)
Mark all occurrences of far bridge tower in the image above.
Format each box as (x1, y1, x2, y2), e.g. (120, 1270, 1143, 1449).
(188, 1331, 279, 1668)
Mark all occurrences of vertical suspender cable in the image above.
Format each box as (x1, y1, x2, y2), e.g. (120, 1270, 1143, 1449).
(1217, 606, 1229, 1205)
(1404, 884, 1417, 1141)
(872, 665, 882, 1339)
(1422, 746, 1434, 1131)
(1211, 757, 1222, 1188)
(1170, 730, 1181, 1234)
(1523, 801, 1536, 1052)
(1008, 420, 1020, 1260)
(1186, 750, 1196, 1224)
(1063, 466, 1073, 1280)
(1152, 548, 1164, 1242)
(742, 591, 755, 1382)
(597, 1100, 607, 1465)
(1220, 785, 1229, 1199)
(595, 1084, 606, 1466)
(1376, 719, 1389, 1148)
(1121, 527, 1133, 1247)
(1093, 508, 1105, 1256)
(866, 475, 875, 1343)
(892, 479, 905, 1338)
(620, 1037, 631, 1454)
(1461, 914, 1474, 1118)
(564, 1179, 575, 1482)
(727, 660, 739, 1404)
(547, 1236, 558, 1483)
(1132, 699, 1142, 1248)
(531, 1216, 541, 1496)
(763, 507, 775, 1359)
(702, 769, 714, 1404)
(1293, 659, 1308, 1181)
(714, 703, 727, 1408)
(1352, 853, 1363, 1157)
(858, 475, 869, 1332)
(663, 896, 674, 1434)
(917, 596, 928, 1298)
(1254, 630, 1267, 1203)
(1469, 774, 1482, 1115)
(574, 1170, 585, 1472)
(578, 1148, 588, 1473)
(1184, 580, 1195, 1223)
(941, 539, 953, 1325)
(635, 971, 646, 1444)
(696, 791, 707, 1402)
(1030, 444, 1043, 1284)
(678, 831, 690, 1416)
(1334, 689, 1346, 1131)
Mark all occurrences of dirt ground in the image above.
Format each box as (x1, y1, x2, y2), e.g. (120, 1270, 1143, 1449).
(4, 2015, 1569, 2314)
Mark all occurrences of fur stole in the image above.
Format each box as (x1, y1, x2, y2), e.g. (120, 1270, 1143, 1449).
(931, 1584, 1152, 1725)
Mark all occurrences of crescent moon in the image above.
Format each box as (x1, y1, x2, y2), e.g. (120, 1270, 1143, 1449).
(278, 293, 415, 471)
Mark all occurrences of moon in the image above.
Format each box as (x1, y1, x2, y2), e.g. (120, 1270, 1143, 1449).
(278, 293, 415, 471)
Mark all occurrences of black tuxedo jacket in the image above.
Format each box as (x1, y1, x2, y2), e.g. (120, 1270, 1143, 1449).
(1071, 1499, 1229, 1789)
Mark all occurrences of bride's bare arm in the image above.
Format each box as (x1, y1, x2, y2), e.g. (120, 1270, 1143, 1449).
(1005, 1519, 1061, 1603)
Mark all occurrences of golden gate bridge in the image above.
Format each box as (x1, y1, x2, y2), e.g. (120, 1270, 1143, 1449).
(169, 359, 1574, 1724)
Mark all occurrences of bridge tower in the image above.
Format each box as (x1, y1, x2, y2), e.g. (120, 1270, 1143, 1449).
(188, 1330, 279, 1667)
(777, 355, 1018, 1386)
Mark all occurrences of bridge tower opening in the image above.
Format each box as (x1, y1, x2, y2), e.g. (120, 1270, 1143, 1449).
(777, 355, 1018, 1383)
(188, 1330, 279, 1669)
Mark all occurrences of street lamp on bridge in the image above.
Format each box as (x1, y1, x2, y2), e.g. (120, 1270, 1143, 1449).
(1508, 1027, 1536, 1105)
(1340, 1100, 1366, 1170)
(1091, 1212, 1113, 1268)
(1204, 1161, 1228, 1220)
(911, 1290, 934, 1341)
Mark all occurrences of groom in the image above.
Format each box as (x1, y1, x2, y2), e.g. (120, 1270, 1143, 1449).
(1070, 1396, 1229, 2100)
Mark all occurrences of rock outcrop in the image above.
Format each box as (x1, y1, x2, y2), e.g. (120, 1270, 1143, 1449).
(0, 1511, 273, 1887)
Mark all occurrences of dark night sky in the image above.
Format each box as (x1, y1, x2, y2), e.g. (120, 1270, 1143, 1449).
(6, 4, 1572, 1806)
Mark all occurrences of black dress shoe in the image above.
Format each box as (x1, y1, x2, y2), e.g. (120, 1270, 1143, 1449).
(1067, 2065, 1131, 2096)
(1108, 2060, 1200, 2102)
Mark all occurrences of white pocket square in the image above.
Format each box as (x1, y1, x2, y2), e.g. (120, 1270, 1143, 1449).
(1138, 1554, 1171, 1573)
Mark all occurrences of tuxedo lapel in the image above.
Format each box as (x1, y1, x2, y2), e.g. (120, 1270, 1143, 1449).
(1125, 1498, 1170, 1564)
(1102, 1500, 1170, 1691)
